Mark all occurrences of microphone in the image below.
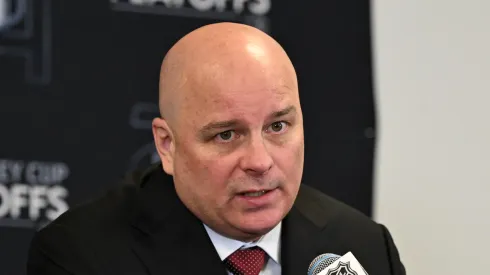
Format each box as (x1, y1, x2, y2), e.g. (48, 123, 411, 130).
(307, 252, 369, 275)
(308, 253, 341, 275)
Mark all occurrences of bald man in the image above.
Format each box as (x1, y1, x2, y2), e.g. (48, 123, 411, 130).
(26, 23, 405, 275)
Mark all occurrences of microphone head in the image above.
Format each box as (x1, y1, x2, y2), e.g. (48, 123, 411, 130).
(307, 253, 341, 275)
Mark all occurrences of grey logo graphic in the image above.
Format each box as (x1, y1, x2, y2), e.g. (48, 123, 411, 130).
(0, 0, 26, 32)
(327, 261, 358, 275)
(110, 0, 271, 33)
(129, 101, 159, 130)
(0, 0, 52, 85)
(128, 142, 160, 170)
(0, 159, 70, 230)
(127, 102, 161, 170)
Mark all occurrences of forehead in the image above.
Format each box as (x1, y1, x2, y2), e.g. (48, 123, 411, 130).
(181, 60, 297, 125)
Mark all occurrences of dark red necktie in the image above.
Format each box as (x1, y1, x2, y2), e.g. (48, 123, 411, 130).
(224, 246, 267, 275)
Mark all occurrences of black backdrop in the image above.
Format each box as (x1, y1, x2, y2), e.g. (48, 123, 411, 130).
(0, 1, 375, 274)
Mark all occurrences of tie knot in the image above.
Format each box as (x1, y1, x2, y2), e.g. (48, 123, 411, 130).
(224, 246, 267, 275)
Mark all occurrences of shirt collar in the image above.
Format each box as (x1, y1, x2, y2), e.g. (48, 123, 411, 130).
(203, 222, 282, 264)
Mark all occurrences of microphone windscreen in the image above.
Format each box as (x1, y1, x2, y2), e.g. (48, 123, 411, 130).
(307, 253, 341, 275)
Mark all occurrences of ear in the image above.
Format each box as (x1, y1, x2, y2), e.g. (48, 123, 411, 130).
(152, 117, 175, 175)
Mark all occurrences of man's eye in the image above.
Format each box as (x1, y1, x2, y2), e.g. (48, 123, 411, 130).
(269, 121, 287, 133)
(216, 130, 234, 141)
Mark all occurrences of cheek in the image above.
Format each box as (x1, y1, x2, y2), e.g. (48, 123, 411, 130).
(178, 145, 236, 192)
(202, 157, 238, 189)
(275, 136, 304, 178)
(280, 148, 302, 170)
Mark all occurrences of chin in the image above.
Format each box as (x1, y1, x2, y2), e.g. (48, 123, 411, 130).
(237, 208, 285, 235)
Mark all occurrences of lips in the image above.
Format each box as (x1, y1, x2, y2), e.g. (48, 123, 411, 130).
(240, 190, 271, 197)
(235, 188, 279, 207)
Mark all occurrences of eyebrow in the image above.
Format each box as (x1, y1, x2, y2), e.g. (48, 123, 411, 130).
(199, 120, 240, 136)
(198, 105, 296, 137)
(270, 105, 296, 119)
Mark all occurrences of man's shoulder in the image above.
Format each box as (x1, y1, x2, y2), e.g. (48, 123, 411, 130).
(26, 171, 151, 274)
(294, 184, 387, 259)
(38, 171, 143, 237)
(295, 184, 380, 232)
(294, 184, 406, 274)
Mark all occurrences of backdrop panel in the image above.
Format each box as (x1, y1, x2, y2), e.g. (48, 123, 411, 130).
(0, 1, 374, 274)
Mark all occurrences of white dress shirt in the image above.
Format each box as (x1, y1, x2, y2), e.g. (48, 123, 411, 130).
(204, 222, 282, 275)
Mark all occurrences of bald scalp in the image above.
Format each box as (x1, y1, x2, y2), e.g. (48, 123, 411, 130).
(158, 22, 297, 129)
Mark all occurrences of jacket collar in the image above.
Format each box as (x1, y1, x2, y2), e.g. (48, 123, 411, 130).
(129, 164, 334, 275)
(129, 164, 227, 275)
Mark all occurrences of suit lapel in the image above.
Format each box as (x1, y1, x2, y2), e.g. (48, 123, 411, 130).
(280, 185, 338, 275)
(280, 207, 323, 275)
(128, 165, 227, 275)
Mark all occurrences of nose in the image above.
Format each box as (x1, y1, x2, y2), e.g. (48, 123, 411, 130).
(239, 136, 274, 176)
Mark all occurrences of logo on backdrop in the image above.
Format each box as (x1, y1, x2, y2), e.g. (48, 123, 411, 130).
(0, 159, 69, 230)
(0, 0, 52, 85)
(127, 102, 161, 171)
(110, 0, 271, 33)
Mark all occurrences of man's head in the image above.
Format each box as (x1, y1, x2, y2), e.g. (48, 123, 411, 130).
(152, 22, 304, 242)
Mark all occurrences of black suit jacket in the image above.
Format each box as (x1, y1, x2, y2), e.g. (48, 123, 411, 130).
(26, 164, 406, 275)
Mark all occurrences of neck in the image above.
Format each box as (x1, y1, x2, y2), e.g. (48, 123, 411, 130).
(204, 224, 266, 243)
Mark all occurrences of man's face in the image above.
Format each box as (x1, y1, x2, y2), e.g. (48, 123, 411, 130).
(170, 58, 304, 241)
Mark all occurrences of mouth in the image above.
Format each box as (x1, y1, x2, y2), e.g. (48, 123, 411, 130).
(234, 188, 280, 207)
(238, 189, 274, 197)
